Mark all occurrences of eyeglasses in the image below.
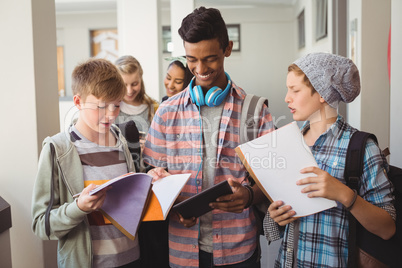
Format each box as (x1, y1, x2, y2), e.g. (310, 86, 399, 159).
(83, 102, 121, 112)
(96, 103, 120, 112)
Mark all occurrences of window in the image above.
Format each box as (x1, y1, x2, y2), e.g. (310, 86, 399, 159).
(90, 29, 118, 62)
(298, 9, 305, 49)
(227, 24, 241, 52)
(162, 26, 173, 53)
(315, 0, 328, 41)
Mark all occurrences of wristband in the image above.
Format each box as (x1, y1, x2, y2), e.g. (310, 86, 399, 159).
(243, 184, 254, 209)
(346, 189, 358, 211)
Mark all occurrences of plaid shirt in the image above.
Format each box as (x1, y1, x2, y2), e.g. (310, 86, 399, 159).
(264, 115, 395, 268)
(143, 82, 274, 268)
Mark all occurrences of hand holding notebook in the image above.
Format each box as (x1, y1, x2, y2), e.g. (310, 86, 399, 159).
(72, 172, 191, 240)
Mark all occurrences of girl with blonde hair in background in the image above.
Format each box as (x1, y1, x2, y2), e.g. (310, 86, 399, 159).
(115, 55, 159, 135)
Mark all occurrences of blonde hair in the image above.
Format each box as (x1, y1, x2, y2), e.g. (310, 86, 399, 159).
(72, 58, 126, 102)
(288, 63, 316, 95)
(115, 55, 157, 122)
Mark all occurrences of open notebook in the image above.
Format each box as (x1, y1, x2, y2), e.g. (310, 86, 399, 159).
(75, 172, 191, 240)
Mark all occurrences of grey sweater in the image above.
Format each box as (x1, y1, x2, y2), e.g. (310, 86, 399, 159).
(31, 125, 135, 267)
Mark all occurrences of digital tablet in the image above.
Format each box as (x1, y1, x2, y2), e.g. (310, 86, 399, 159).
(172, 180, 233, 219)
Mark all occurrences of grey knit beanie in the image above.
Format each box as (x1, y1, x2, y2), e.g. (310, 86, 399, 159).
(293, 52, 360, 108)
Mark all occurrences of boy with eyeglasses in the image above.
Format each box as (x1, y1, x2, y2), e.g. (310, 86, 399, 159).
(32, 58, 150, 267)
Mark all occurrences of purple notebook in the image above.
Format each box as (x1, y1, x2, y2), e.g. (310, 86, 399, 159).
(94, 172, 153, 240)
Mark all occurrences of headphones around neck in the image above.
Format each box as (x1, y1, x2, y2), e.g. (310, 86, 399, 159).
(189, 72, 232, 107)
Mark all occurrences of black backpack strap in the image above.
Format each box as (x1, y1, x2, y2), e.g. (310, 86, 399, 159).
(45, 143, 56, 240)
(345, 131, 378, 267)
(344, 131, 378, 190)
(115, 120, 141, 172)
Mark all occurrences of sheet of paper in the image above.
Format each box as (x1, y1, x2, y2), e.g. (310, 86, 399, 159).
(142, 173, 191, 221)
(236, 121, 336, 217)
(152, 173, 191, 218)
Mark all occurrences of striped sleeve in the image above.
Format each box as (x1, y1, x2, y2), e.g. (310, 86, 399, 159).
(143, 105, 168, 168)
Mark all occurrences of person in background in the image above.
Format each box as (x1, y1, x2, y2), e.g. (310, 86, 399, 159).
(115, 55, 159, 135)
(162, 56, 192, 102)
(264, 52, 395, 267)
(115, 55, 159, 172)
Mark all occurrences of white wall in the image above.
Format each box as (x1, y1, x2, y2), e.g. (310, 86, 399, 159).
(360, 0, 390, 148)
(390, 0, 402, 165)
(117, 0, 163, 101)
(0, 0, 60, 267)
(220, 7, 295, 127)
(346, 0, 362, 128)
(347, 0, 391, 148)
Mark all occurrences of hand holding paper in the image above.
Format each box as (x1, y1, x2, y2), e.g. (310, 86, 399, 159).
(268, 200, 297, 226)
(235, 121, 337, 217)
(298, 166, 351, 202)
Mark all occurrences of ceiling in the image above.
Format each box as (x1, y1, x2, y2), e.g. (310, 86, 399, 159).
(55, 0, 296, 14)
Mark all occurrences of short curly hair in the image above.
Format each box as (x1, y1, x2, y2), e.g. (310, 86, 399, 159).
(178, 6, 229, 52)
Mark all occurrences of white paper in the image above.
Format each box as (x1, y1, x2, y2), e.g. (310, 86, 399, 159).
(152, 173, 191, 218)
(237, 121, 336, 217)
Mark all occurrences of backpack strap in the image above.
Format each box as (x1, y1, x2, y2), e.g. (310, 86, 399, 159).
(115, 120, 141, 172)
(345, 130, 378, 267)
(45, 143, 56, 240)
(240, 94, 268, 144)
(345, 131, 378, 190)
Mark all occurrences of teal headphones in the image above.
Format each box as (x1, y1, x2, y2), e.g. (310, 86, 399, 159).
(189, 72, 232, 107)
